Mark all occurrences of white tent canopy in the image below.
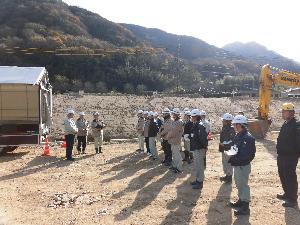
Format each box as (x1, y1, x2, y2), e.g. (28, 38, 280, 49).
(0, 66, 47, 85)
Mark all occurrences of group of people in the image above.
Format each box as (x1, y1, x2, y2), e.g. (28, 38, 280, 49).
(61, 102, 300, 217)
(63, 109, 106, 161)
(135, 103, 300, 215)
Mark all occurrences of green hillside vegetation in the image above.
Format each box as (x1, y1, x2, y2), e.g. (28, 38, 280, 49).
(1, 0, 293, 94)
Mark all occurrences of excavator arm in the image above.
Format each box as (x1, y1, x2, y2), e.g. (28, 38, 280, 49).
(249, 64, 300, 138)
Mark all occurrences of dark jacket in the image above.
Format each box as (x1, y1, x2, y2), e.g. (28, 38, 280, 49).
(190, 121, 208, 151)
(228, 129, 256, 166)
(148, 119, 159, 137)
(184, 120, 193, 135)
(219, 124, 236, 152)
(156, 118, 163, 129)
(276, 117, 300, 156)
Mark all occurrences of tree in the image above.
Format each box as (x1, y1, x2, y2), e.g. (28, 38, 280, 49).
(95, 81, 108, 93)
(124, 83, 134, 93)
(72, 79, 83, 91)
(84, 81, 95, 92)
(136, 84, 147, 94)
(53, 74, 70, 92)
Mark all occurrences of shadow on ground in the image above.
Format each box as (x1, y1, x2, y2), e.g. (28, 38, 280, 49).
(100, 152, 161, 183)
(206, 183, 233, 225)
(114, 169, 183, 221)
(0, 154, 94, 182)
(285, 207, 300, 225)
(159, 175, 202, 225)
(0, 151, 29, 163)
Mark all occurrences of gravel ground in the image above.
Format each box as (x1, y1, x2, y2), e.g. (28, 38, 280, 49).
(0, 132, 300, 225)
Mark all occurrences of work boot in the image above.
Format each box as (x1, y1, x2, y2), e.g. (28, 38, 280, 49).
(220, 175, 232, 183)
(192, 181, 203, 190)
(234, 202, 250, 216)
(190, 180, 199, 185)
(282, 200, 298, 208)
(220, 175, 227, 182)
(164, 162, 171, 166)
(99, 147, 102, 153)
(95, 148, 99, 154)
(228, 199, 243, 208)
(173, 168, 182, 174)
(277, 193, 288, 201)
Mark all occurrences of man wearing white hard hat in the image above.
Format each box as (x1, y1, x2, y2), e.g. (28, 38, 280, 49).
(183, 110, 193, 163)
(276, 103, 300, 208)
(154, 112, 163, 130)
(136, 110, 145, 152)
(219, 113, 235, 183)
(167, 108, 184, 173)
(143, 111, 151, 155)
(63, 109, 78, 161)
(159, 108, 173, 166)
(200, 110, 211, 134)
(200, 110, 211, 169)
(227, 115, 256, 216)
(76, 112, 89, 154)
(189, 109, 208, 190)
(148, 111, 159, 160)
(91, 112, 106, 154)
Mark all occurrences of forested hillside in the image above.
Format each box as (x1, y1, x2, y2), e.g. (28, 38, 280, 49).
(1, 0, 295, 94)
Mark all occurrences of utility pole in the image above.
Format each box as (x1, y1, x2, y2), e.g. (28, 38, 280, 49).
(176, 37, 181, 93)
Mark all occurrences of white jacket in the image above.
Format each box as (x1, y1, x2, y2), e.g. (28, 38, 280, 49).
(64, 118, 78, 135)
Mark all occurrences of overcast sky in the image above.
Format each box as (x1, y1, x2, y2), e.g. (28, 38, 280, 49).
(64, 0, 300, 63)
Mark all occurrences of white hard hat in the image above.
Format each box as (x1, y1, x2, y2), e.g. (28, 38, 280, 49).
(148, 111, 154, 117)
(200, 110, 207, 116)
(67, 109, 75, 114)
(79, 111, 85, 116)
(184, 111, 191, 116)
(162, 108, 171, 114)
(153, 112, 158, 117)
(222, 113, 233, 121)
(93, 111, 99, 116)
(190, 109, 201, 117)
(171, 108, 181, 115)
(183, 107, 189, 111)
(232, 115, 248, 124)
(137, 110, 143, 114)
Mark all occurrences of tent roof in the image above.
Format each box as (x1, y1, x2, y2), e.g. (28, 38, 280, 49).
(0, 66, 47, 85)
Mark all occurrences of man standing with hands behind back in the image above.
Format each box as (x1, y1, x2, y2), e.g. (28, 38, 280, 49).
(276, 103, 300, 208)
(64, 109, 78, 161)
(91, 112, 106, 154)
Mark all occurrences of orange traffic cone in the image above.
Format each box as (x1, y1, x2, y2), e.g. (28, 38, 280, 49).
(207, 132, 213, 141)
(42, 135, 51, 156)
(61, 139, 67, 148)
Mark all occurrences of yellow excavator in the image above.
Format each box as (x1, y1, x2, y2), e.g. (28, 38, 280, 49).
(248, 64, 300, 138)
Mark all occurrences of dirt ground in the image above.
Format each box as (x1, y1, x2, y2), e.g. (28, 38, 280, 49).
(1, 132, 300, 225)
(52, 94, 300, 140)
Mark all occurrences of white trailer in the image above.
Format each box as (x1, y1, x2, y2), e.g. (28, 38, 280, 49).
(0, 66, 52, 154)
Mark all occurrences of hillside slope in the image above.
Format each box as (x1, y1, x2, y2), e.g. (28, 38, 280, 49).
(224, 42, 300, 72)
(0, 0, 138, 48)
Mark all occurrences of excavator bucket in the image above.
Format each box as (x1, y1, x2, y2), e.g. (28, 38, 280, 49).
(248, 119, 272, 139)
